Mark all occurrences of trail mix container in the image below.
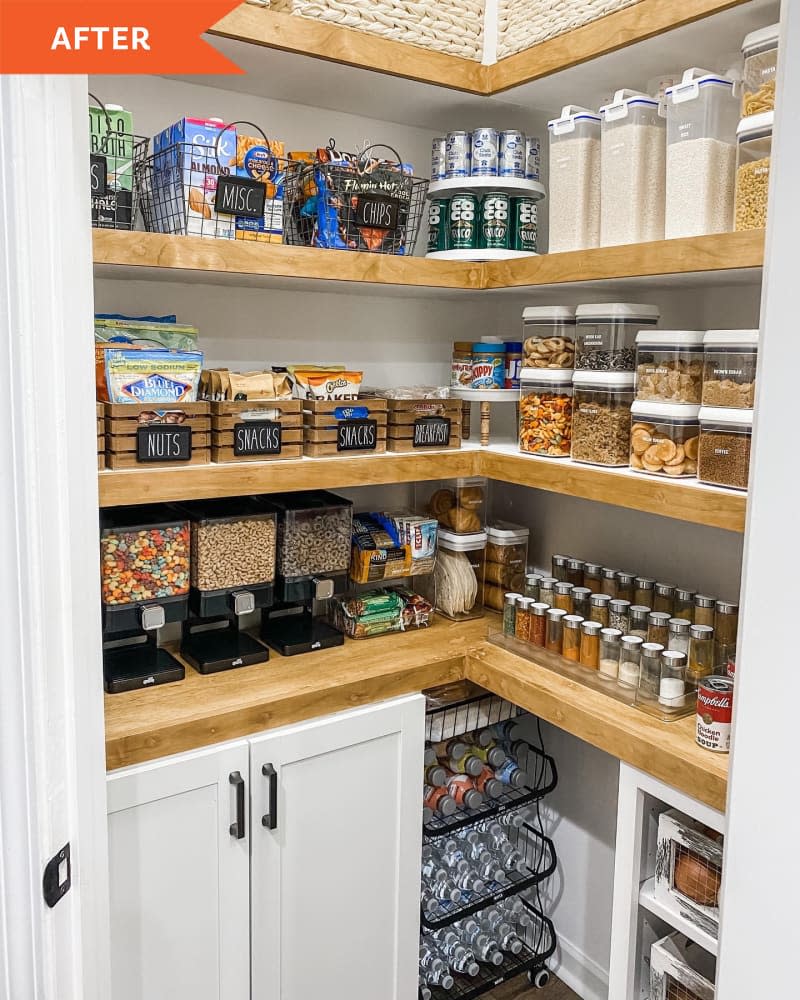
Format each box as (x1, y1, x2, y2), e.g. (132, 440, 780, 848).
(571, 371, 635, 466)
(635, 331, 705, 403)
(519, 369, 574, 457)
(702, 330, 759, 408)
(629, 401, 700, 478)
(575, 303, 659, 372)
(522, 305, 577, 369)
(735, 112, 772, 231)
(431, 528, 487, 621)
(547, 106, 601, 253)
(697, 406, 753, 490)
(741, 24, 779, 116)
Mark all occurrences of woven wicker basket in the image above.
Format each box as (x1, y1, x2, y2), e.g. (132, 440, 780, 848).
(497, 0, 640, 58)
(265, 0, 486, 60)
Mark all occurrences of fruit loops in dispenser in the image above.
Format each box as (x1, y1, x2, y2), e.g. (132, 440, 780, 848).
(101, 521, 191, 605)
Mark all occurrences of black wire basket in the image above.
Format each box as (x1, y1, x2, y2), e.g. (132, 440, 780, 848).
(283, 141, 429, 255)
(89, 94, 149, 231)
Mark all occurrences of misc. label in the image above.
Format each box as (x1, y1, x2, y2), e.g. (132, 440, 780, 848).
(354, 195, 399, 230)
(233, 420, 281, 456)
(337, 418, 378, 452)
(136, 424, 192, 462)
(413, 416, 451, 448)
(215, 175, 266, 218)
(90, 153, 107, 195)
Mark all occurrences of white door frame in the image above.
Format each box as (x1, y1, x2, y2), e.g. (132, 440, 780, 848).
(0, 75, 110, 1000)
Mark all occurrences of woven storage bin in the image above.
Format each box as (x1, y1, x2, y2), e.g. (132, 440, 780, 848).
(266, 0, 485, 59)
(497, 0, 640, 58)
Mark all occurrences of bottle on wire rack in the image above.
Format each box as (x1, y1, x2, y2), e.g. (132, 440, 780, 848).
(478, 909, 525, 954)
(482, 822, 528, 873)
(423, 784, 458, 818)
(476, 810, 526, 832)
(422, 870, 462, 904)
(425, 761, 449, 787)
(467, 727, 495, 748)
(499, 895, 535, 929)
(419, 944, 454, 990)
(445, 772, 484, 810)
(455, 919, 505, 966)
(419, 978, 432, 1000)
(438, 839, 469, 873)
(474, 764, 505, 800)
(464, 735, 507, 768)
(494, 756, 530, 790)
(428, 930, 480, 977)
(452, 867, 487, 896)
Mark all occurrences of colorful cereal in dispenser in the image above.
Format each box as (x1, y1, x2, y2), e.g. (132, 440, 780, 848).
(101, 511, 191, 605)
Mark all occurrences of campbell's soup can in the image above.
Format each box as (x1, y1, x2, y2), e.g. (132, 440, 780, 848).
(499, 129, 526, 178)
(696, 677, 734, 753)
(471, 127, 499, 176)
(525, 135, 541, 180)
(445, 131, 471, 178)
(431, 137, 447, 181)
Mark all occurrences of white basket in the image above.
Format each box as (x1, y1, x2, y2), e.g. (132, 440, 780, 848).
(654, 809, 723, 939)
(496, 0, 640, 58)
(650, 932, 716, 1000)
(265, 0, 486, 60)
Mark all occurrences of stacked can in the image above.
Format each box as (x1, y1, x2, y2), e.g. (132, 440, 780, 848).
(431, 137, 447, 181)
(444, 131, 471, 178)
(479, 191, 511, 249)
(499, 130, 526, 178)
(512, 197, 538, 252)
(448, 193, 479, 250)
(427, 198, 450, 253)
(471, 128, 499, 176)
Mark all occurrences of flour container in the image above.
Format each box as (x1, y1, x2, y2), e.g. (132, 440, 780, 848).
(665, 68, 739, 239)
(599, 90, 665, 247)
(547, 106, 601, 253)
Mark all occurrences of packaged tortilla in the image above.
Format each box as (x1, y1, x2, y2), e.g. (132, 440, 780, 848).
(106, 350, 203, 404)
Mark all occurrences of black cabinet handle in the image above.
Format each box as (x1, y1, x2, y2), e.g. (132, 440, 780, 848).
(262, 763, 277, 830)
(229, 771, 245, 839)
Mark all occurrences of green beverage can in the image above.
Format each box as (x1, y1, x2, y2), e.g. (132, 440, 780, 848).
(479, 191, 511, 249)
(427, 198, 450, 253)
(448, 193, 479, 250)
(512, 196, 538, 252)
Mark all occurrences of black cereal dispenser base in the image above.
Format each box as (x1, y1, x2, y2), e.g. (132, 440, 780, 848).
(181, 615, 269, 674)
(262, 606, 344, 657)
(103, 632, 185, 694)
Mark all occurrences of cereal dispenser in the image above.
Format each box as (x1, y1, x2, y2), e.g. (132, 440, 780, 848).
(262, 491, 354, 655)
(100, 506, 191, 692)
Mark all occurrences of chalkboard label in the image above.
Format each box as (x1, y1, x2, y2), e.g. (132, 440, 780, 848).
(233, 420, 282, 456)
(215, 175, 266, 219)
(90, 154, 107, 196)
(413, 416, 451, 448)
(354, 195, 399, 230)
(337, 418, 378, 452)
(136, 424, 192, 462)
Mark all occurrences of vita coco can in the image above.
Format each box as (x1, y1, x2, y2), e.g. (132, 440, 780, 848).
(445, 131, 471, 178)
(448, 193, 479, 250)
(512, 197, 538, 252)
(427, 198, 450, 253)
(431, 137, 447, 181)
(470, 127, 499, 176)
(696, 677, 734, 753)
(525, 135, 542, 180)
(499, 129, 526, 178)
(479, 191, 511, 249)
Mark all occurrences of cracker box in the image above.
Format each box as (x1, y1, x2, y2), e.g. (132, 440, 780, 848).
(234, 134, 286, 243)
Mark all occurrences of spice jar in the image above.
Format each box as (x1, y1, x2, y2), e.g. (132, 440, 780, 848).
(584, 562, 603, 591)
(452, 341, 473, 389)
(629, 605, 651, 639)
(694, 594, 716, 627)
(525, 574, 542, 600)
(562, 615, 584, 661)
(735, 111, 772, 232)
(579, 620, 601, 669)
(715, 600, 739, 647)
(546, 608, 568, 652)
(567, 558, 585, 587)
(639, 642, 665, 700)
(552, 554, 569, 582)
(616, 572, 636, 603)
(688, 624, 715, 687)
(514, 596, 535, 642)
(698, 406, 753, 490)
(618, 635, 643, 688)
(575, 303, 659, 372)
(539, 577, 557, 606)
(634, 578, 655, 607)
(547, 106, 601, 253)
(609, 599, 631, 633)
(519, 370, 574, 457)
(702, 330, 759, 409)
(667, 618, 691, 656)
(659, 649, 688, 708)
(571, 587, 592, 619)
(647, 611, 671, 645)
(674, 588, 696, 621)
(741, 23, 779, 116)
(554, 581, 575, 612)
(601, 567, 618, 597)
(522, 305, 577, 369)
(590, 593, 611, 627)
(571, 372, 636, 466)
(654, 583, 675, 614)
(531, 602, 549, 646)
(503, 592, 522, 636)
(599, 628, 622, 679)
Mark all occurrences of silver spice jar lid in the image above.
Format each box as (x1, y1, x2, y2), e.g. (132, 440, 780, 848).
(568, 558, 585, 571)
(526, 573, 542, 586)
(675, 587, 695, 602)
(668, 618, 691, 633)
(552, 554, 568, 567)
(630, 604, 651, 617)
(600, 627, 623, 640)
(690, 624, 715, 639)
(531, 602, 550, 616)
(648, 612, 672, 625)
(540, 576, 558, 588)
(655, 582, 675, 597)
(695, 594, 716, 608)
(635, 577, 656, 589)
(580, 620, 602, 635)
(641, 642, 665, 656)
(546, 608, 568, 621)
(563, 614, 584, 629)
(621, 635, 644, 649)
(661, 649, 687, 667)
(609, 599, 631, 612)
(715, 600, 739, 615)
(617, 572, 636, 586)
(505, 592, 523, 605)
(602, 567, 618, 580)
(515, 596, 535, 609)
(585, 562, 603, 576)
(554, 581, 574, 594)
(572, 587, 592, 600)
(591, 593, 611, 606)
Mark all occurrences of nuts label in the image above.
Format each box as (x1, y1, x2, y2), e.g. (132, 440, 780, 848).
(136, 424, 192, 462)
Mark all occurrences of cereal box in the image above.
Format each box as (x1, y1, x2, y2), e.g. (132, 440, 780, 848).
(234, 134, 285, 243)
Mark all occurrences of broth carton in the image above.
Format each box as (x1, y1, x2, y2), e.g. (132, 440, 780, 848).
(89, 102, 134, 228)
(234, 133, 286, 242)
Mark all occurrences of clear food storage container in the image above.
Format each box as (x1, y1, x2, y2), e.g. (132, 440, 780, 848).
(599, 90, 665, 247)
(522, 305, 576, 369)
(665, 69, 739, 239)
(630, 401, 700, 478)
(419, 477, 486, 534)
(519, 369, 574, 457)
(430, 528, 487, 621)
(741, 23, 779, 116)
(485, 520, 529, 611)
(189, 500, 277, 594)
(270, 490, 353, 581)
(697, 406, 753, 490)
(735, 111, 772, 232)
(547, 105, 601, 253)
(575, 302, 660, 371)
(635, 331, 704, 403)
(571, 371, 635, 466)
(702, 329, 759, 408)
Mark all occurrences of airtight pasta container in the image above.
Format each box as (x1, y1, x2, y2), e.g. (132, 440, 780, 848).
(702, 329, 759, 408)
(735, 112, 772, 232)
(575, 302, 660, 372)
(635, 331, 705, 403)
(741, 23, 779, 116)
(522, 305, 576, 369)
(697, 406, 753, 490)
(519, 369, 574, 457)
(599, 90, 665, 247)
(571, 371, 635, 467)
(629, 401, 700, 478)
(426, 528, 487, 621)
(547, 105, 601, 253)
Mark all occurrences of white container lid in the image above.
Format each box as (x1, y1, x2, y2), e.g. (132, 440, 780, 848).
(599, 89, 660, 120)
(666, 68, 735, 103)
(742, 23, 780, 56)
(438, 528, 487, 551)
(573, 371, 636, 388)
(631, 400, 701, 420)
(698, 405, 754, 427)
(547, 105, 600, 134)
(575, 303, 660, 322)
(703, 329, 760, 347)
(737, 111, 774, 138)
(635, 330, 704, 347)
(523, 305, 576, 322)
(486, 520, 530, 544)
(521, 368, 574, 383)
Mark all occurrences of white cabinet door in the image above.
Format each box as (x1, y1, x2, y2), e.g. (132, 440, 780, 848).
(106, 741, 251, 1000)
(250, 694, 425, 1000)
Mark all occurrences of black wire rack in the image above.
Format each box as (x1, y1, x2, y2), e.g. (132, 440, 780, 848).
(425, 689, 524, 744)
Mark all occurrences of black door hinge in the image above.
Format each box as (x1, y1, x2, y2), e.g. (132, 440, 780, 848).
(43, 843, 71, 908)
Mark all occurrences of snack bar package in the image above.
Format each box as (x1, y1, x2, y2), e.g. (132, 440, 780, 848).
(105, 350, 203, 404)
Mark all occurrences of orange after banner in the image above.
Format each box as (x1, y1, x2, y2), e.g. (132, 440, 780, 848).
(0, 0, 244, 73)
